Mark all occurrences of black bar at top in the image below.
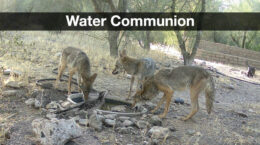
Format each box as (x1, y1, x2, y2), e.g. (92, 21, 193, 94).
(0, 13, 259, 31)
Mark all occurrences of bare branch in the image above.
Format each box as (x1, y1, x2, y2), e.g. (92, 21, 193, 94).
(230, 33, 241, 47)
(90, 0, 102, 12)
(105, 0, 117, 12)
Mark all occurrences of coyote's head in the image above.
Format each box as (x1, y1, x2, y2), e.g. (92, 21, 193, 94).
(80, 73, 97, 101)
(112, 50, 127, 75)
(132, 78, 159, 107)
(112, 59, 124, 75)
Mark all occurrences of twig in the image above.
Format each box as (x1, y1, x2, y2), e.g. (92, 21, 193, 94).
(95, 107, 147, 117)
(4, 113, 17, 120)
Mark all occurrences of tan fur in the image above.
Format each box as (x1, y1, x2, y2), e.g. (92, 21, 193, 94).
(112, 50, 156, 99)
(55, 47, 97, 102)
(132, 66, 215, 120)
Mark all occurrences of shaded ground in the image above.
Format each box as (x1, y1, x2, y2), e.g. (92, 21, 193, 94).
(0, 32, 259, 145)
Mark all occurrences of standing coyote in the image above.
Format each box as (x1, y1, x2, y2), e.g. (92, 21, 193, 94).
(112, 50, 156, 99)
(132, 66, 215, 121)
(55, 47, 97, 101)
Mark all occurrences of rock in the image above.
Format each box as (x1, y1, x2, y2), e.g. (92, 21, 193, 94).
(248, 109, 254, 113)
(122, 120, 134, 127)
(2, 90, 19, 97)
(151, 139, 159, 145)
(34, 90, 51, 108)
(174, 97, 184, 104)
(117, 127, 134, 134)
(46, 101, 59, 110)
(77, 110, 88, 119)
(5, 81, 21, 88)
(118, 116, 130, 122)
(117, 127, 129, 134)
(148, 126, 170, 139)
(34, 99, 42, 108)
(186, 129, 196, 135)
(130, 118, 137, 123)
(3, 69, 11, 75)
(222, 84, 235, 90)
(32, 118, 82, 145)
(30, 90, 40, 98)
(111, 105, 126, 112)
(144, 102, 156, 110)
(169, 126, 177, 132)
(136, 120, 149, 129)
(46, 113, 57, 119)
(149, 116, 162, 126)
(104, 119, 116, 127)
(61, 101, 71, 108)
(88, 112, 103, 131)
(104, 114, 117, 120)
(25, 98, 35, 106)
(78, 119, 88, 126)
(142, 114, 148, 118)
(73, 116, 80, 122)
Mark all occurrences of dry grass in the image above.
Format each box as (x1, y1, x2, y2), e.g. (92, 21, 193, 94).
(0, 31, 175, 81)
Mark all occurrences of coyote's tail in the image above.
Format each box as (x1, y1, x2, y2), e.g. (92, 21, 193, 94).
(205, 76, 215, 114)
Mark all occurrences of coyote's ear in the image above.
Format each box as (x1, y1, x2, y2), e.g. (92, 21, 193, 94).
(89, 73, 97, 83)
(120, 49, 127, 57)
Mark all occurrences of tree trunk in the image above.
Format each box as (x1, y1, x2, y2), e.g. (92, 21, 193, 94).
(242, 31, 247, 49)
(144, 31, 151, 50)
(172, 0, 204, 66)
(213, 31, 217, 43)
(183, 54, 193, 65)
(108, 31, 120, 57)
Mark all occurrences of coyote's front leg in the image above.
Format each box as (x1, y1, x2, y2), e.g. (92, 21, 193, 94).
(151, 94, 166, 114)
(156, 84, 174, 118)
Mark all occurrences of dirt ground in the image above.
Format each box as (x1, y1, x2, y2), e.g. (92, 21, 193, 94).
(0, 32, 260, 145)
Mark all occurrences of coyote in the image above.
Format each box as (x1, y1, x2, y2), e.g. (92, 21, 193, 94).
(112, 50, 156, 99)
(55, 47, 97, 101)
(132, 66, 215, 121)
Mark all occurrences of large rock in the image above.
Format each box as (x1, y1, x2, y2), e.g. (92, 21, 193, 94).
(32, 118, 82, 145)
